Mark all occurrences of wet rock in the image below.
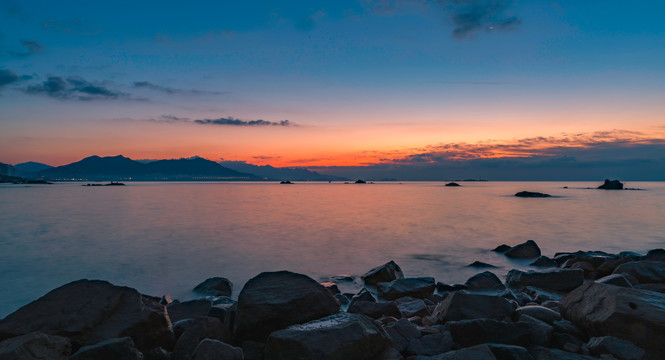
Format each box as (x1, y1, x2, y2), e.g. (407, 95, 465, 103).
(320, 282, 340, 295)
(493, 244, 512, 253)
(264, 312, 392, 360)
(445, 319, 531, 347)
(435, 283, 466, 292)
(415, 344, 533, 360)
(335, 294, 349, 306)
(385, 318, 420, 352)
(190, 339, 243, 360)
(515, 191, 551, 198)
(0, 332, 70, 360)
(553, 332, 585, 353)
(552, 319, 587, 341)
(193, 277, 233, 297)
(612, 260, 665, 284)
(362, 261, 404, 286)
(241, 341, 264, 360)
(395, 297, 430, 318)
(172, 317, 231, 360)
(348, 288, 376, 309)
(598, 179, 623, 189)
(568, 261, 595, 279)
(515, 305, 562, 325)
(528, 346, 598, 360)
(167, 299, 213, 323)
(0, 280, 173, 352)
(595, 274, 633, 288)
(506, 269, 584, 292)
(559, 282, 665, 359)
(519, 314, 553, 346)
(347, 301, 401, 319)
(406, 331, 453, 356)
(588, 336, 645, 360)
(330, 275, 356, 282)
(643, 248, 665, 262)
(69, 337, 143, 360)
(145, 347, 170, 360)
(530, 256, 557, 267)
(467, 261, 498, 268)
(505, 240, 541, 259)
(207, 302, 236, 325)
(464, 271, 505, 291)
(233, 271, 340, 343)
(432, 292, 514, 323)
(172, 319, 194, 340)
(377, 277, 435, 300)
(635, 283, 665, 293)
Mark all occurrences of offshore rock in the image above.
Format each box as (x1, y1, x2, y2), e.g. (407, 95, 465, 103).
(506, 269, 584, 292)
(514, 191, 551, 198)
(432, 292, 514, 323)
(0, 332, 71, 360)
(0, 279, 173, 352)
(505, 240, 542, 259)
(598, 179, 624, 189)
(193, 277, 233, 297)
(69, 337, 143, 360)
(362, 261, 404, 286)
(233, 271, 340, 343)
(377, 277, 435, 300)
(264, 312, 392, 360)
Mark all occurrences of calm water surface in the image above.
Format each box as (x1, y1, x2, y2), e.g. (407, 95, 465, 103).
(1, 181, 664, 317)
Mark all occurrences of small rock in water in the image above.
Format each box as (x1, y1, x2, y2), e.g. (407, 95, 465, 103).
(355, 179, 367, 184)
(362, 261, 404, 286)
(514, 191, 551, 197)
(492, 244, 512, 253)
(530, 256, 557, 267)
(444, 182, 460, 187)
(193, 277, 233, 297)
(597, 179, 624, 189)
(505, 240, 541, 259)
(464, 271, 505, 291)
(467, 261, 498, 268)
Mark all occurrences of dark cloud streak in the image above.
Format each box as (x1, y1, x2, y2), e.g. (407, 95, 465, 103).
(0, 69, 20, 88)
(194, 117, 295, 127)
(133, 81, 223, 95)
(23, 75, 137, 101)
(438, 0, 522, 39)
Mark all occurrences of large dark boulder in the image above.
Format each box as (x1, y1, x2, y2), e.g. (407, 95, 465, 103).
(0, 280, 173, 352)
(432, 292, 514, 323)
(612, 260, 665, 284)
(193, 277, 233, 297)
(528, 346, 599, 360)
(190, 339, 243, 360)
(172, 317, 231, 360)
(347, 301, 401, 319)
(643, 249, 665, 262)
(395, 297, 430, 318)
(506, 269, 584, 292)
(69, 337, 143, 360)
(264, 313, 392, 360)
(362, 261, 404, 286)
(444, 182, 460, 187)
(559, 282, 665, 360)
(414, 344, 533, 360)
(377, 277, 435, 300)
(445, 319, 531, 347)
(464, 271, 504, 291)
(519, 314, 553, 346)
(405, 332, 453, 356)
(0, 332, 71, 360)
(505, 240, 541, 259)
(167, 299, 213, 323)
(598, 179, 623, 189)
(514, 305, 562, 325)
(233, 271, 340, 343)
(587, 336, 645, 360)
(384, 318, 420, 352)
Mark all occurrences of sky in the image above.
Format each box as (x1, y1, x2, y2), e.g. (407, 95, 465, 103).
(1, 0, 665, 179)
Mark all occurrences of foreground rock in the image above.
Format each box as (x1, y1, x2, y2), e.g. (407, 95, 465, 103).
(0, 280, 173, 352)
(233, 271, 340, 343)
(504, 240, 542, 259)
(172, 317, 231, 360)
(193, 277, 233, 297)
(0, 332, 71, 360)
(598, 179, 624, 189)
(167, 299, 213, 323)
(432, 292, 514, 323)
(362, 261, 404, 286)
(587, 336, 645, 360)
(377, 277, 435, 300)
(464, 271, 504, 291)
(612, 260, 665, 284)
(70, 337, 143, 360)
(506, 268, 584, 292)
(414, 344, 532, 360)
(190, 339, 243, 360)
(560, 282, 665, 359)
(445, 319, 531, 347)
(515, 191, 551, 198)
(264, 313, 392, 360)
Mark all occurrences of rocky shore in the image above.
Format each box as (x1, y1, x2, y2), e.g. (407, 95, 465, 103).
(1, 241, 664, 360)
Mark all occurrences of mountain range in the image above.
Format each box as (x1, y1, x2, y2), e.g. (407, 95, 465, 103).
(219, 161, 347, 181)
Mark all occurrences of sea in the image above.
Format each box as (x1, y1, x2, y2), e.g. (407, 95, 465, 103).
(1, 181, 664, 318)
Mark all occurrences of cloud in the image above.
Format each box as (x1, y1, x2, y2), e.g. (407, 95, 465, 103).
(23, 75, 135, 101)
(0, 69, 20, 88)
(295, 11, 326, 31)
(8, 39, 45, 57)
(194, 117, 296, 126)
(42, 18, 98, 34)
(438, 0, 522, 39)
(132, 81, 223, 95)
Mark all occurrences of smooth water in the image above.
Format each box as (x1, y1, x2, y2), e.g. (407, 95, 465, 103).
(1, 181, 664, 317)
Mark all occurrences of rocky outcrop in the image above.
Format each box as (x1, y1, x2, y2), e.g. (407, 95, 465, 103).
(598, 179, 623, 189)
(505, 240, 542, 259)
(506, 269, 584, 292)
(264, 313, 392, 360)
(193, 277, 233, 297)
(233, 271, 340, 343)
(515, 191, 551, 198)
(0, 280, 173, 352)
(0, 332, 71, 360)
(69, 337, 143, 360)
(362, 261, 404, 286)
(432, 292, 514, 323)
(377, 277, 435, 300)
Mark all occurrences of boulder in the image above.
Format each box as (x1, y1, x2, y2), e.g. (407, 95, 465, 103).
(193, 277, 233, 297)
(167, 299, 213, 323)
(190, 339, 243, 360)
(172, 317, 231, 360)
(233, 271, 340, 343)
(598, 179, 623, 189)
(528, 346, 599, 360)
(145, 347, 170, 360)
(432, 292, 514, 323)
(0, 280, 173, 352)
(505, 240, 541, 259)
(444, 319, 531, 347)
(612, 260, 665, 284)
(464, 271, 505, 291)
(377, 277, 435, 300)
(467, 261, 498, 268)
(530, 256, 557, 267)
(321, 282, 341, 295)
(69, 337, 143, 360)
(241, 341, 264, 360)
(643, 249, 665, 262)
(514, 191, 551, 198)
(385, 318, 420, 352)
(552, 319, 587, 341)
(559, 282, 665, 359)
(514, 305, 562, 325)
(587, 336, 645, 360)
(0, 332, 70, 360)
(347, 288, 376, 309)
(506, 269, 584, 292)
(596, 274, 633, 288)
(264, 313, 392, 360)
(519, 314, 553, 346)
(347, 301, 401, 319)
(405, 331, 453, 356)
(414, 344, 532, 360)
(395, 297, 430, 318)
(172, 319, 194, 339)
(493, 244, 512, 253)
(362, 261, 404, 286)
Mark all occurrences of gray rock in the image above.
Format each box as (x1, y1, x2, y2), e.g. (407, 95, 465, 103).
(519, 314, 553, 346)
(588, 336, 645, 360)
(598, 179, 623, 189)
(643, 249, 665, 262)
(559, 282, 665, 360)
(233, 271, 340, 343)
(493, 244, 512, 253)
(347, 288, 376, 309)
(208, 302, 236, 325)
(596, 274, 633, 288)
(167, 299, 213, 323)
(406, 331, 453, 356)
(190, 339, 243, 360)
(445, 319, 531, 347)
(377, 277, 435, 300)
(552, 320, 586, 341)
(432, 292, 514, 323)
(515, 191, 551, 198)
(0, 332, 70, 360)
(530, 256, 557, 267)
(612, 260, 665, 284)
(515, 305, 562, 324)
(385, 318, 420, 352)
(467, 261, 498, 268)
(0, 280, 173, 352)
(528, 346, 599, 360)
(395, 297, 430, 318)
(505, 240, 541, 259)
(193, 277, 233, 297)
(347, 301, 401, 319)
(506, 269, 584, 292)
(320, 282, 341, 295)
(264, 312, 392, 360)
(70, 337, 143, 360)
(362, 261, 404, 286)
(464, 271, 505, 291)
(172, 319, 194, 339)
(172, 317, 231, 360)
(415, 344, 534, 360)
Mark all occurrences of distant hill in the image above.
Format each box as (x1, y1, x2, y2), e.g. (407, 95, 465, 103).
(39, 155, 261, 181)
(14, 161, 54, 177)
(219, 161, 348, 181)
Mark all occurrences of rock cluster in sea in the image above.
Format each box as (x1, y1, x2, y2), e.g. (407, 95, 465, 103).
(1, 243, 664, 360)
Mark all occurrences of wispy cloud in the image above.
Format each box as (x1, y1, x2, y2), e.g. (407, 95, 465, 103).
(8, 39, 45, 57)
(147, 114, 296, 127)
(438, 0, 522, 39)
(0, 69, 19, 88)
(42, 18, 98, 34)
(22, 75, 141, 101)
(132, 81, 223, 95)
